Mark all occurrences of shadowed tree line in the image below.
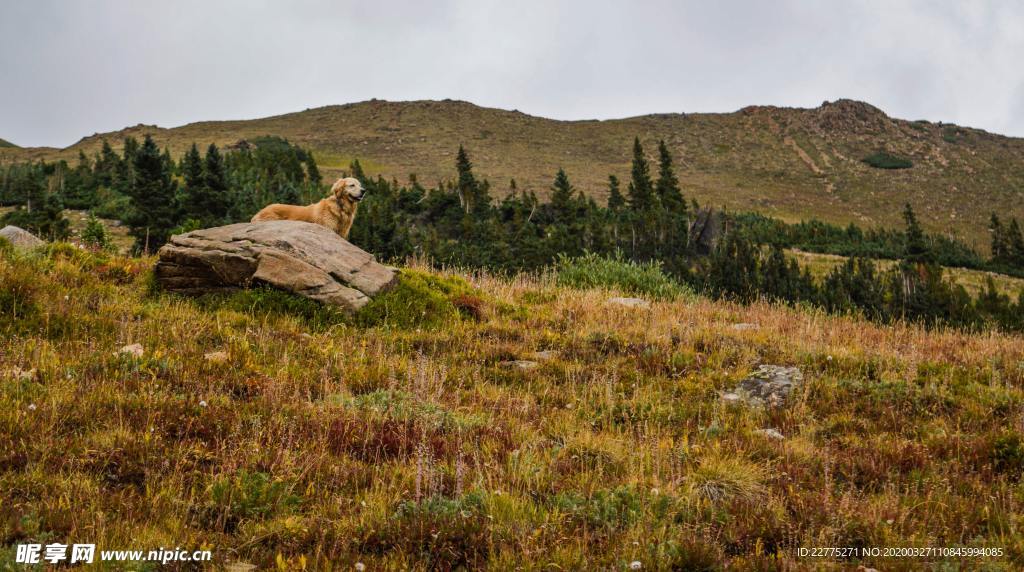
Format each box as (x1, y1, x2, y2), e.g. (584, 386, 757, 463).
(1, 135, 1022, 330)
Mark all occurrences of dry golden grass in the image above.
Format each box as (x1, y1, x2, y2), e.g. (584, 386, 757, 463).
(1, 247, 1023, 569)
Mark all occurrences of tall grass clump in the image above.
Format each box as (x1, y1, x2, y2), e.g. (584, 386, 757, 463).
(555, 252, 690, 300)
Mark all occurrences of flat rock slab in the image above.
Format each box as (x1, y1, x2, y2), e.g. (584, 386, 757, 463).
(155, 221, 397, 312)
(723, 365, 804, 408)
(0, 225, 44, 249)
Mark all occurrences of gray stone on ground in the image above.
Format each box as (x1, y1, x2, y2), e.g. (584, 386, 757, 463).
(500, 360, 540, 371)
(608, 297, 650, 309)
(722, 365, 804, 407)
(755, 428, 785, 440)
(730, 322, 759, 331)
(530, 350, 558, 361)
(154, 221, 397, 312)
(0, 225, 44, 249)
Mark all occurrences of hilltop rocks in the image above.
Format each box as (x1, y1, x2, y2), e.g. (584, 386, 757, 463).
(722, 365, 804, 408)
(0, 225, 44, 250)
(154, 221, 397, 312)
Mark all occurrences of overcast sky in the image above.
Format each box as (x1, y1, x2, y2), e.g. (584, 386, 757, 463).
(2, 0, 1023, 148)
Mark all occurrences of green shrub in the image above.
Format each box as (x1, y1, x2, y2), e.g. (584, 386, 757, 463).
(204, 471, 299, 532)
(555, 252, 689, 300)
(992, 433, 1024, 475)
(861, 151, 913, 169)
(355, 269, 477, 329)
(81, 213, 114, 251)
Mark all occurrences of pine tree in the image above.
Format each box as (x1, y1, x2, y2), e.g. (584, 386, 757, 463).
(549, 168, 575, 224)
(1007, 218, 1024, 267)
(453, 145, 490, 216)
(903, 204, 930, 263)
(627, 137, 655, 212)
(654, 140, 688, 261)
(124, 135, 179, 252)
(202, 144, 230, 221)
(204, 144, 228, 193)
(607, 175, 625, 213)
(655, 140, 685, 213)
(305, 152, 322, 187)
(349, 159, 367, 182)
(990, 213, 1009, 264)
(179, 144, 207, 223)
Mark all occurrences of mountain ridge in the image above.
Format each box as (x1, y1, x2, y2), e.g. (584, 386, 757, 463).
(4, 98, 1024, 247)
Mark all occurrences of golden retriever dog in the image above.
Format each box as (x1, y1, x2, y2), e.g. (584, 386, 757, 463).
(251, 177, 366, 239)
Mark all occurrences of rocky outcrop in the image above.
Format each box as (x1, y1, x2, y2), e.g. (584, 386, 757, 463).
(154, 221, 397, 312)
(0, 225, 44, 250)
(687, 208, 722, 256)
(722, 365, 804, 408)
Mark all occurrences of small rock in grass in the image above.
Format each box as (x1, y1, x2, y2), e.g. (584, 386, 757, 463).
(204, 351, 229, 364)
(730, 322, 759, 331)
(500, 360, 540, 371)
(608, 297, 650, 309)
(726, 365, 804, 408)
(3, 367, 36, 382)
(530, 350, 558, 361)
(116, 343, 144, 358)
(755, 428, 785, 440)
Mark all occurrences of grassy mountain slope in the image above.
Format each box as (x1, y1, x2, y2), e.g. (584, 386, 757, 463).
(2, 247, 1023, 568)
(7, 98, 1024, 246)
(0, 137, 17, 148)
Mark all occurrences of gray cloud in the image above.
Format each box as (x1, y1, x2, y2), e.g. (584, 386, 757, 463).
(2, 0, 1023, 147)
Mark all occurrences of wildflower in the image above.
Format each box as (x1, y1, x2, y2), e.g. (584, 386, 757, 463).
(355, 563, 366, 572)
(199, 400, 208, 408)
(630, 561, 642, 570)
(28, 403, 37, 411)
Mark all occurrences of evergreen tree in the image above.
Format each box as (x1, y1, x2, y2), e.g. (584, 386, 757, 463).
(0, 166, 69, 240)
(201, 144, 230, 221)
(606, 174, 625, 213)
(654, 140, 688, 262)
(124, 135, 179, 252)
(989, 213, 1009, 264)
(626, 137, 658, 259)
(903, 204, 930, 263)
(81, 213, 113, 251)
(626, 137, 655, 212)
(549, 168, 575, 224)
(655, 140, 685, 214)
(305, 152, 322, 187)
(179, 144, 208, 224)
(1007, 218, 1024, 267)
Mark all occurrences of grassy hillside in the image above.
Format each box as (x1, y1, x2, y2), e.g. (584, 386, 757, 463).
(788, 248, 1024, 298)
(5, 99, 1024, 248)
(0, 137, 17, 149)
(2, 245, 1023, 569)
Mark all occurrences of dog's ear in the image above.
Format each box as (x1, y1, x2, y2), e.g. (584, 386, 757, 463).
(331, 178, 346, 197)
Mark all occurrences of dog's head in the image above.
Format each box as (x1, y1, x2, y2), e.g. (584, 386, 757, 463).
(331, 177, 366, 203)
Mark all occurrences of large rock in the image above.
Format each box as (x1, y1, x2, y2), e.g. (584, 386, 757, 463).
(688, 208, 723, 256)
(722, 365, 804, 408)
(154, 221, 397, 312)
(0, 225, 44, 250)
